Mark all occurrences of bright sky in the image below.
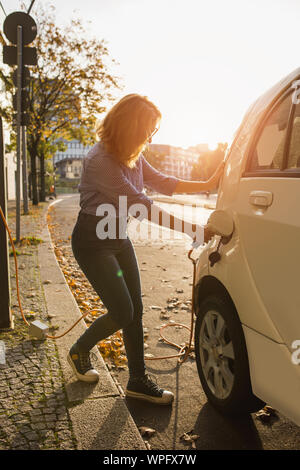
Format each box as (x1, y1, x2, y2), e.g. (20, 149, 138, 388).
(2, 0, 300, 149)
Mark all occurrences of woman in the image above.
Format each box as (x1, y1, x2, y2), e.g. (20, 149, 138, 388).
(68, 94, 224, 405)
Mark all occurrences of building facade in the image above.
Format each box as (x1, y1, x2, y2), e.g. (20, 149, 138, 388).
(53, 139, 208, 181)
(55, 157, 83, 179)
(149, 143, 208, 180)
(53, 139, 92, 165)
(4, 152, 23, 201)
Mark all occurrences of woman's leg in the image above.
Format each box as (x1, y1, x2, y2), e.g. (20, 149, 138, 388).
(72, 247, 135, 352)
(115, 239, 146, 378)
(113, 239, 174, 404)
(73, 237, 146, 377)
(69, 233, 174, 403)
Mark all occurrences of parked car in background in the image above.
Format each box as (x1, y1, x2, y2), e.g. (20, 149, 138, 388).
(194, 67, 300, 426)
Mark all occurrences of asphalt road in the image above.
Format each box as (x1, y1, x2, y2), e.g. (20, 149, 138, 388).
(49, 194, 300, 450)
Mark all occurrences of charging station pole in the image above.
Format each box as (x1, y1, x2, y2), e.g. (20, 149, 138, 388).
(1, 10, 37, 331)
(0, 116, 12, 330)
(15, 24, 22, 242)
(22, 126, 29, 215)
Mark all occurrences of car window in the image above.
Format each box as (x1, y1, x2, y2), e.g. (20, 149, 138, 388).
(249, 93, 292, 171)
(287, 105, 300, 169)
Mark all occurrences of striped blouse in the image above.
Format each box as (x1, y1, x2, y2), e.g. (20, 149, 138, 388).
(78, 142, 179, 219)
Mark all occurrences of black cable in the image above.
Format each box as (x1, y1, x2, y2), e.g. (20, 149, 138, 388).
(27, 0, 36, 15)
(0, 1, 7, 17)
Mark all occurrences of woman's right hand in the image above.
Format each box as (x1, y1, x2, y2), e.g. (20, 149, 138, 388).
(190, 224, 214, 248)
(204, 224, 214, 243)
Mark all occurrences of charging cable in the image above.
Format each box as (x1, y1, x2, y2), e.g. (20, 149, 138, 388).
(0, 204, 200, 363)
(145, 243, 198, 364)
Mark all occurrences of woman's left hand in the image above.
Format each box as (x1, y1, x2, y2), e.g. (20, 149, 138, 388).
(173, 160, 226, 194)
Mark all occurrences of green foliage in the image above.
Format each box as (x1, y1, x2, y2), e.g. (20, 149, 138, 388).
(23, 2, 121, 149)
(1, 1, 122, 201)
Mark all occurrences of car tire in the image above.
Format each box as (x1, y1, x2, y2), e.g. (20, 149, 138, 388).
(195, 293, 265, 415)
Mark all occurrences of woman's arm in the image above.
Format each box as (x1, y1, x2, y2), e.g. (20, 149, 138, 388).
(141, 204, 213, 245)
(173, 160, 225, 194)
(141, 155, 179, 195)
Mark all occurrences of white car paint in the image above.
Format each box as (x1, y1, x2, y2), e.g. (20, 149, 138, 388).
(196, 67, 300, 426)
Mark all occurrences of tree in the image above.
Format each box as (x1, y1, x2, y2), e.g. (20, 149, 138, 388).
(35, 138, 67, 199)
(191, 142, 228, 181)
(1, 2, 121, 204)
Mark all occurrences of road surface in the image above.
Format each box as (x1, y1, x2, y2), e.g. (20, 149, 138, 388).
(48, 194, 300, 450)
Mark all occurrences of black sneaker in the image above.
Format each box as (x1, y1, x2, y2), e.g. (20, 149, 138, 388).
(125, 374, 174, 405)
(67, 344, 99, 383)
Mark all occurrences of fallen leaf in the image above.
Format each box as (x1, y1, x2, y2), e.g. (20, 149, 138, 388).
(160, 313, 171, 320)
(25, 311, 36, 318)
(180, 303, 189, 310)
(180, 430, 200, 449)
(255, 405, 278, 424)
(139, 427, 156, 438)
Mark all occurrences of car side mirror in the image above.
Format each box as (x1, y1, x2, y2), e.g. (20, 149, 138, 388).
(206, 210, 234, 239)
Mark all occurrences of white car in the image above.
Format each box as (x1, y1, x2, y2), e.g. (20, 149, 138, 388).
(194, 67, 300, 426)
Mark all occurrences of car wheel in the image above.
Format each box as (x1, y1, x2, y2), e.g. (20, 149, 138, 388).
(194, 293, 265, 414)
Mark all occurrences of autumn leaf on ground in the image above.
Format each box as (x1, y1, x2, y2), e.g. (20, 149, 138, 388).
(180, 430, 200, 449)
(138, 427, 156, 438)
(255, 405, 278, 424)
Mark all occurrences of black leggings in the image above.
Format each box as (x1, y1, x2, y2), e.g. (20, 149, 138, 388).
(71, 211, 145, 378)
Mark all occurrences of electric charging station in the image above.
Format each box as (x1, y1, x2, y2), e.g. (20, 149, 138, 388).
(0, 116, 12, 330)
(0, 7, 37, 330)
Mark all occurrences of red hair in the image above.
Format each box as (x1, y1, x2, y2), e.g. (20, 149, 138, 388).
(96, 94, 161, 168)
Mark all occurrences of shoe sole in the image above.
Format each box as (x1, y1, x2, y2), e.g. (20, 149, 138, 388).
(67, 353, 99, 383)
(125, 389, 174, 405)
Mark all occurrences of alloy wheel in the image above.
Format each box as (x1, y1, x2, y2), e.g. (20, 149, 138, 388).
(199, 309, 235, 399)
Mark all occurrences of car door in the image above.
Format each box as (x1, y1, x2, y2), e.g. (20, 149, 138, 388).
(233, 87, 300, 350)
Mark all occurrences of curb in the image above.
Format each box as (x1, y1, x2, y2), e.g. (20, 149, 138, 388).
(38, 198, 146, 450)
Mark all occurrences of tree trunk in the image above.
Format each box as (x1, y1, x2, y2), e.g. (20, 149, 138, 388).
(40, 154, 46, 202)
(30, 151, 39, 206)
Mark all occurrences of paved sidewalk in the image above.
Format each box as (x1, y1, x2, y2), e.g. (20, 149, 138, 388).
(0, 200, 145, 450)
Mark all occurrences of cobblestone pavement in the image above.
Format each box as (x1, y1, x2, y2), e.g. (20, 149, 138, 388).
(0, 201, 77, 450)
